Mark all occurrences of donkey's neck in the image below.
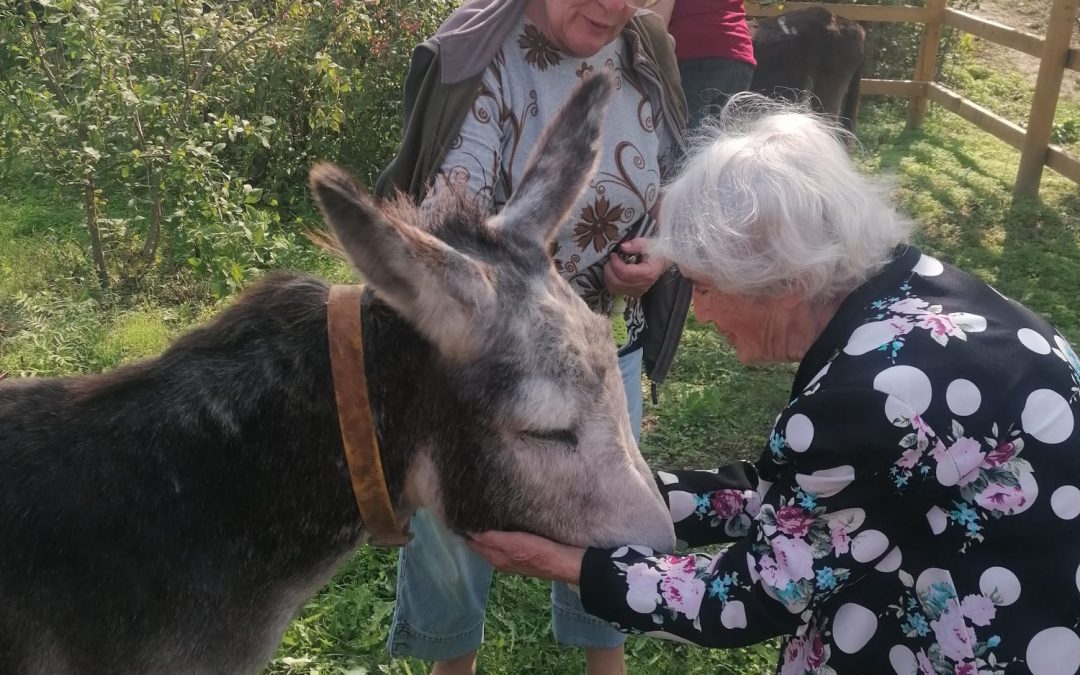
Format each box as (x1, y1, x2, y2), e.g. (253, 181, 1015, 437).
(359, 290, 445, 521)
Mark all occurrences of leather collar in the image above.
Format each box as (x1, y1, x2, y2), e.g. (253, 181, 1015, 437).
(327, 285, 411, 547)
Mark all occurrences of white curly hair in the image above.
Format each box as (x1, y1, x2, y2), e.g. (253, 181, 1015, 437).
(650, 94, 914, 300)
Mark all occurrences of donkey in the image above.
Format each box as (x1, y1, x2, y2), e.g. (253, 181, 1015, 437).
(0, 75, 675, 674)
(750, 7, 866, 134)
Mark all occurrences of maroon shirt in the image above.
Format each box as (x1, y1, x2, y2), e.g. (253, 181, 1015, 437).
(668, 0, 756, 65)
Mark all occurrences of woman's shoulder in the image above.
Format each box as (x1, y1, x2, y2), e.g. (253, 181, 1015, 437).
(821, 251, 1079, 430)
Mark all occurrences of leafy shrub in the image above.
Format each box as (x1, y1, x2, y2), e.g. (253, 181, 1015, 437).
(0, 290, 117, 376)
(1052, 118, 1080, 145)
(0, 0, 456, 294)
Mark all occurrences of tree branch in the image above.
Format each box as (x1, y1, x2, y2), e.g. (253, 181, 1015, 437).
(183, 1, 226, 111)
(193, 0, 296, 90)
(21, 1, 70, 106)
(174, 0, 190, 92)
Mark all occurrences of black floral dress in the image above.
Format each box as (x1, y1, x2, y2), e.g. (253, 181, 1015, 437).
(579, 246, 1080, 675)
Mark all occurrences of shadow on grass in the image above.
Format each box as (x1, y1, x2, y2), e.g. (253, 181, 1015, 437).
(866, 110, 1080, 341)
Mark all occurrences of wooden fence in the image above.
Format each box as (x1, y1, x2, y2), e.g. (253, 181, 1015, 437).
(744, 0, 1080, 200)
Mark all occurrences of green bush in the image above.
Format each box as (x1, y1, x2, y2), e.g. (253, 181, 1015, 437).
(0, 0, 456, 295)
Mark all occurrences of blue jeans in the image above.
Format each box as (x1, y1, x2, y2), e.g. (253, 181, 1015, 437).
(678, 57, 755, 129)
(386, 349, 644, 660)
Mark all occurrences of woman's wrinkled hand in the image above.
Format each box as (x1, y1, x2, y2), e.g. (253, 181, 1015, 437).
(466, 531, 585, 585)
(603, 238, 668, 298)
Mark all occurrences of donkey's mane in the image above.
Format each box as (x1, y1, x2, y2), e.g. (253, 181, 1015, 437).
(67, 273, 333, 416)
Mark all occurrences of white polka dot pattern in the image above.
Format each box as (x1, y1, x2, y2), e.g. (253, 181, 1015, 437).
(888, 645, 917, 675)
(795, 466, 856, 498)
(1051, 485, 1080, 520)
(833, 603, 877, 653)
(926, 506, 947, 534)
(873, 366, 933, 415)
(979, 567, 1021, 606)
(851, 530, 889, 563)
(720, 600, 747, 629)
(666, 490, 696, 522)
(912, 254, 944, 276)
(1026, 627, 1080, 675)
(874, 547, 902, 573)
(945, 379, 981, 416)
(1018, 327, 1051, 354)
(1021, 389, 1074, 444)
(786, 414, 814, 453)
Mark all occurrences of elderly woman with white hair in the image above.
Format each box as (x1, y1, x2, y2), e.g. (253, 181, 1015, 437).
(469, 99, 1080, 674)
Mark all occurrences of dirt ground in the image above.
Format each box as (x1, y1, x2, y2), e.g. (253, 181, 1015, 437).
(964, 0, 1080, 97)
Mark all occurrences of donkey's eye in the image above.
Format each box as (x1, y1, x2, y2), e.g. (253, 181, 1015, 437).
(521, 429, 578, 448)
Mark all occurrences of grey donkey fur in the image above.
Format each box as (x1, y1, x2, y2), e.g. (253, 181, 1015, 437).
(0, 74, 675, 674)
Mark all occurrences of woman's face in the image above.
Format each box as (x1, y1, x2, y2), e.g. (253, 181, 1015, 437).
(690, 282, 807, 364)
(529, 0, 637, 58)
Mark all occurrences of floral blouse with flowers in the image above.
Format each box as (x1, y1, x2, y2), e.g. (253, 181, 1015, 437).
(430, 14, 676, 351)
(579, 245, 1080, 675)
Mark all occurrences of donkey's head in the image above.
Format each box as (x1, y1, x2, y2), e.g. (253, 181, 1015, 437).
(309, 75, 674, 553)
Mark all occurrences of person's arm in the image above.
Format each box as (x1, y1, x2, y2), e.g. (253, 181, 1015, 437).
(577, 386, 946, 647)
(654, 461, 761, 549)
(472, 385, 948, 646)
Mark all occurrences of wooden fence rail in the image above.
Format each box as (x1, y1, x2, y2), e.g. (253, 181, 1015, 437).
(744, 0, 1080, 199)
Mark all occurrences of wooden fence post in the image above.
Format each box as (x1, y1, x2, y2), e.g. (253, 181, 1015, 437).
(1013, 0, 1080, 200)
(907, 0, 949, 129)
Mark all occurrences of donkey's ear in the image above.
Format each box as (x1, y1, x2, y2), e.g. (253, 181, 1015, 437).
(492, 73, 615, 247)
(309, 163, 495, 360)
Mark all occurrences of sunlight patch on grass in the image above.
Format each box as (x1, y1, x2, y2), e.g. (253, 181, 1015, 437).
(103, 308, 180, 362)
(860, 103, 1080, 342)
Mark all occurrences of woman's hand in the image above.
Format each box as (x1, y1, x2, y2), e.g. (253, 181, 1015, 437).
(466, 531, 586, 585)
(603, 238, 668, 298)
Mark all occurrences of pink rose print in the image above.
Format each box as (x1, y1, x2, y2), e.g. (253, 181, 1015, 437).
(916, 310, 986, 346)
(932, 599, 977, 662)
(657, 554, 697, 574)
(944, 437, 984, 486)
(955, 662, 977, 675)
(806, 631, 826, 670)
(625, 562, 662, 614)
(974, 483, 1026, 513)
(775, 505, 816, 537)
(918, 312, 960, 339)
(781, 639, 805, 675)
(711, 490, 746, 519)
(745, 490, 763, 518)
(897, 447, 923, 469)
(960, 594, 997, 626)
(657, 556, 706, 620)
(913, 414, 935, 435)
(887, 316, 916, 335)
(761, 535, 815, 590)
(780, 631, 827, 675)
(829, 523, 851, 555)
(982, 441, 1016, 468)
(890, 297, 929, 314)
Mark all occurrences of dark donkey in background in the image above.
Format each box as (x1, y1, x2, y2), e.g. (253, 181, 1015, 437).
(750, 7, 867, 134)
(0, 75, 675, 674)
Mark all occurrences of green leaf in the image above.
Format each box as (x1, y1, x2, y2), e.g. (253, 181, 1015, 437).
(229, 261, 244, 285)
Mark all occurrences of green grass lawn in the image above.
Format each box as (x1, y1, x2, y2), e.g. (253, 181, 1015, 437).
(4, 59, 1080, 673)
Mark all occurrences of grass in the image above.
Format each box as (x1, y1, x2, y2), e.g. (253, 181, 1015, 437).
(939, 33, 1080, 154)
(3, 50, 1080, 674)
